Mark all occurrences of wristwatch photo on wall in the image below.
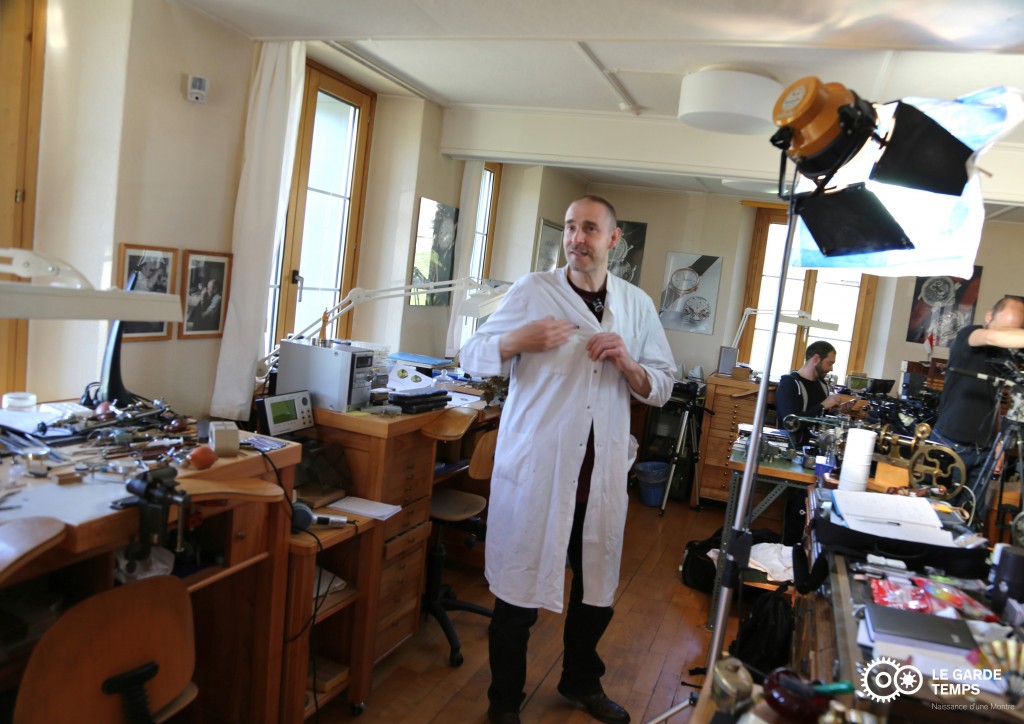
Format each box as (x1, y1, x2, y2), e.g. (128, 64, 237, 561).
(662, 255, 718, 311)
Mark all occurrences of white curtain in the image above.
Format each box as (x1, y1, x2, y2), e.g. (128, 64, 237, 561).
(210, 42, 306, 420)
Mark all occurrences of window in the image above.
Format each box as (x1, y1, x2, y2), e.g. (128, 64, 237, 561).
(265, 64, 374, 355)
(739, 206, 876, 383)
(453, 162, 501, 351)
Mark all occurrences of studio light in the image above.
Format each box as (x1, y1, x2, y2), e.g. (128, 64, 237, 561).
(768, 78, 1023, 277)
(700, 78, 1024, 685)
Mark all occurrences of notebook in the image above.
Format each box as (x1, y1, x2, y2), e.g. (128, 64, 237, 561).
(864, 603, 977, 656)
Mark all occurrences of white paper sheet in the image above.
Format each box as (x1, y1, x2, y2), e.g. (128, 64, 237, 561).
(327, 496, 401, 520)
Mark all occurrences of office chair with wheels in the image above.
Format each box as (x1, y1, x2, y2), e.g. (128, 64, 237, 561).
(14, 575, 196, 724)
(421, 428, 497, 666)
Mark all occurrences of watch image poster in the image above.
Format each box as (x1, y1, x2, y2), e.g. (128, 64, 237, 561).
(905, 265, 982, 347)
(658, 252, 722, 335)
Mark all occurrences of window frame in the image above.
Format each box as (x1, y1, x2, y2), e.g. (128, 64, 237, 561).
(0, 0, 45, 396)
(272, 62, 375, 348)
(739, 205, 877, 377)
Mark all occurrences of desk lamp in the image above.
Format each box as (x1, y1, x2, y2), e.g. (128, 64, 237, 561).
(256, 276, 511, 376)
(0, 248, 183, 407)
(0, 248, 182, 321)
(700, 79, 1024, 684)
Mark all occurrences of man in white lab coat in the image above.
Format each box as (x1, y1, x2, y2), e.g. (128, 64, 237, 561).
(460, 195, 676, 724)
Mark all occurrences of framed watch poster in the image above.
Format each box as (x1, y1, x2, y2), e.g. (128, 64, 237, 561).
(658, 252, 721, 334)
(905, 266, 981, 347)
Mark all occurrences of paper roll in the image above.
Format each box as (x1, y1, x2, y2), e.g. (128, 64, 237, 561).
(839, 460, 871, 491)
(844, 428, 877, 452)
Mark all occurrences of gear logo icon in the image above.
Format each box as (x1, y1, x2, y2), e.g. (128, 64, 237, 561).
(860, 657, 924, 703)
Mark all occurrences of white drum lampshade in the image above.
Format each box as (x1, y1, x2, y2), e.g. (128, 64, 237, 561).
(677, 69, 784, 135)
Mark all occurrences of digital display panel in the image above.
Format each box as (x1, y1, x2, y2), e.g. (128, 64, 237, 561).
(270, 398, 297, 425)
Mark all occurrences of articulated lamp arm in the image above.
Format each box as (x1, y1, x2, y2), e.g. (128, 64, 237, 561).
(731, 307, 839, 350)
(257, 277, 510, 376)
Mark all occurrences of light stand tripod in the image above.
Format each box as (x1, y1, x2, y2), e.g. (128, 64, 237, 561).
(647, 178, 804, 724)
(659, 389, 711, 516)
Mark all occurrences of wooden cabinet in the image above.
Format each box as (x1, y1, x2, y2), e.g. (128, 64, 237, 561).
(281, 516, 383, 722)
(695, 374, 765, 502)
(314, 413, 437, 665)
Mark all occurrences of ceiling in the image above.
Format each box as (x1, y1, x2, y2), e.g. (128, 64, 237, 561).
(179, 0, 1024, 222)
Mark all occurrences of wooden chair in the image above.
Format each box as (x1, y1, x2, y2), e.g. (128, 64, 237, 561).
(421, 428, 497, 666)
(14, 575, 196, 723)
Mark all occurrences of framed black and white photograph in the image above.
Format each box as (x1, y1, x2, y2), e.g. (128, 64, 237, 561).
(410, 197, 458, 306)
(117, 244, 178, 341)
(179, 250, 232, 339)
(533, 218, 564, 272)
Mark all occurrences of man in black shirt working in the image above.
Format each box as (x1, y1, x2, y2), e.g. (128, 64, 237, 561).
(930, 295, 1024, 523)
(775, 341, 848, 449)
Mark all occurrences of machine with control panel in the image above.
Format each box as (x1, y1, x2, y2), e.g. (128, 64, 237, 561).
(276, 339, 374, 412)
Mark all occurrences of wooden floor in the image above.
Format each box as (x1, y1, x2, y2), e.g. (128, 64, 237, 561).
(311, 491, 739, 724)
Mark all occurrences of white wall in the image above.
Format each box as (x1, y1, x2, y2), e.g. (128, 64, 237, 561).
(582, 188, 753, 377)
(352, 96, 464, 360)
(353, 95, 428, 355)
(28, 0, 134, 402)
(489, 165, 545, 283)
(115, 0, 252, 415)
(29, 0, 253, 415)
(878, 219, 1024, 383)
(401, 102, 464, 358)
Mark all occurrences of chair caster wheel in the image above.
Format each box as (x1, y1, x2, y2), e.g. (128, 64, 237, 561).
(350, 702, 365, 715)
(449, 650, 464, 667)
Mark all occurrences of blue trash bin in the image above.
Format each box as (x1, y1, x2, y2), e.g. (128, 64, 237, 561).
(635, 461, 669, 507)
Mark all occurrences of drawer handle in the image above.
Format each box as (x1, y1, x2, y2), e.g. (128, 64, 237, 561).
(236, 531, 246, 541)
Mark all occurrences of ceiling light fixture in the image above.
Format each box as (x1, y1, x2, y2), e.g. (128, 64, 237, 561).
(677, 69, 783, 135)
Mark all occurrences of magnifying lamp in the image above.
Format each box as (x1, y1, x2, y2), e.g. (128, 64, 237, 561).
(698, 78, 1024, 686)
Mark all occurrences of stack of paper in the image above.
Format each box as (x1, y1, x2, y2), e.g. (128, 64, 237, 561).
(830, 490, 956, 546)
(328, 496, 401, 520)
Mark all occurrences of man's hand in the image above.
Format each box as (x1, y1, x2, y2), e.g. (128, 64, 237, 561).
(822, 394, 847, 411)
(587, 332, 651, 397)
(499, 317, 577, 360)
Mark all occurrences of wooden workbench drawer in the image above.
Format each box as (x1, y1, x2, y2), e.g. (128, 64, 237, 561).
(383, 521, 430, 563)
(382, 498, 430, 541)
(380, 438, 434, 505)
(374, 598, 419, 662)
(700, 464, 731, 499)
(379, 549, 420, 604)
(706, 436, 738, 468)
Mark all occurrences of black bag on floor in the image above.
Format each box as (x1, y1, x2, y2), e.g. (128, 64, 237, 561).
(680, 527, 782, 593)
(680, 526, 723, 593)
(728, 583, 793, 683)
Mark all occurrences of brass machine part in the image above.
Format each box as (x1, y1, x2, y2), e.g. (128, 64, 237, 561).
(874, 421, 965, 500)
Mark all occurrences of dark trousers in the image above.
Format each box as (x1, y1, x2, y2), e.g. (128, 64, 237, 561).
(930, 429, 992, 521)
(487, 497, 615, 713)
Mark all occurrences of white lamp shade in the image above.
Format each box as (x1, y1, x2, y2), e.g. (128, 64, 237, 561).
(678, 70, 783, 135)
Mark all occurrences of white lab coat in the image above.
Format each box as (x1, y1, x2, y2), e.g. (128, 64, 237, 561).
(459, 267, 675, 611)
